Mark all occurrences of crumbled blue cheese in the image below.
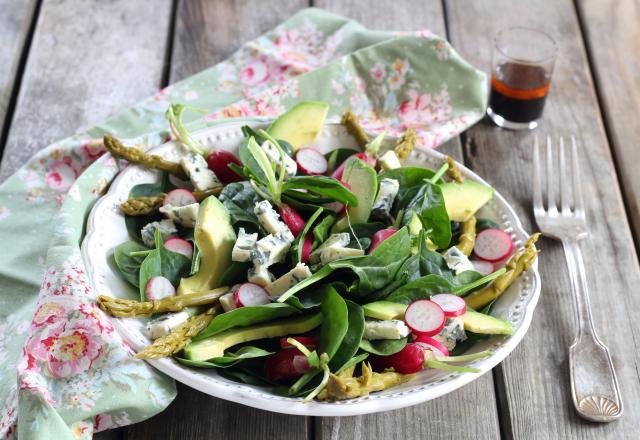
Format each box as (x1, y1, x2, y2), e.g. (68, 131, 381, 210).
(180, 153, 222, 192)
(253, 200, 294, 241)
(140, 219, 177, 248)
(378, 150, 402, 171)
(252, 231, 292, 267)
(433, 317, 467, 351)
(260, 140, 297, 178)
(232, 228, 258, 262)
(363, 319, 410, 340)
(145, 311, 190, 340)
(248, 265, 274, 287)
(159, 203, 199, 228)
(309, 233, 351, 264)
(320, 246, 364, 264)
(371, 178, 399, 219)
(219, 292, 238, 312)
(442, 246, 475, 274)
(265, 263, 312, 297)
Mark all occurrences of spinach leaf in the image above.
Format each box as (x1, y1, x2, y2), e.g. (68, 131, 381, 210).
(381, 166, 439, 196)
(277, 265, 334, 303)
(219, 261, 252, 286)
(400, 180, 451, 249)
(476, 218, 500, 231)
(138, 230, 191, 301)
(449, 331, 489, 356)
(283, 176, 358, 206)
(195, 303, 300, 340)
(175, 346, 273, 368)
(312, 215, 336, 246)
(335, 352, 369, 375)
(329, 300, 365, 371)
(384, 274, 454, 304)
(238, 127, 269, 182)
(218, 367, 276, 386)
(124, 176, 171, 242)
(290, 207, 323, 265)
(218, 181, 264, 233)
(325, 148, 359, 174)
(359, 337, 408, 356)
(318, 286, 349, 360)
(113, 241, 148, 287)
(349, 222, 386, 240)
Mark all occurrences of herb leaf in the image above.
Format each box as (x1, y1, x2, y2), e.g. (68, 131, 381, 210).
(113, 241, 148, 287)
(359, 337, 408, 356)
(329, 300, 365, 371)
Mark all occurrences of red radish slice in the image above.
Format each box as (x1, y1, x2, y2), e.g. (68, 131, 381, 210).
(164, 237, 193, 259)
(323, 201, 345, 215)
(280, 336, 317, 350)
(296, 148, 327, 175)
(369, 227, 398, 253)
(163, 189, 197, 207)
(471, 259, 494, 276)
(414, 335, 450, 357)
(301, 234, 313, 264)
(474, 228, 514, 263)
(430, 294, 467, 317)
(265, 349, 313, 382)
(370, 343, 425, 374)
(233, 283, 271, 307)
(331, 153, 376, 180)
(404, 299, 445, 336)
(278, 203, 306, 237)
(145, 276, 176, 301)
(207, 150, 244, 184)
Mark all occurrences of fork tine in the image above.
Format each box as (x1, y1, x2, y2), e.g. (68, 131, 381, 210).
(532, 135, 543, 213)
(571, 137, 585, 214)
(546, 136, 557, 212)
(559, 137, 571, 213)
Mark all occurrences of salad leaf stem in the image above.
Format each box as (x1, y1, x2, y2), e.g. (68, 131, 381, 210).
(303, 354, 331, 403)
(246, 137, 281, 204)
(425, 359, 480, 373)
(434, 350, 494, 363)
(335, 353, 369, 375)
(165, 104, 208, 156)
(364, 130, 387, 156)
(128, 250, 153, 257)
(429, 162, 449, 184)
(453, 268, 506, 296)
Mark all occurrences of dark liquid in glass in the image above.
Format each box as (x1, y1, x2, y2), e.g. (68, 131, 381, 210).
(489, 62, 551, 123)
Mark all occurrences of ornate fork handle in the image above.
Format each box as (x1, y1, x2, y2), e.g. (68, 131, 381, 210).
(561, 236, 623, 422)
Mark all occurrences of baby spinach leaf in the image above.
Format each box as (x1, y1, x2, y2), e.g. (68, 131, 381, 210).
(124, 176, 171, 242)
(329, 300, 365, 371)
(325, 148, 360, 174)
(290, 207, 324, 265)
(318, 286, 349, 360)
(175, 346, 273, 368)
(312, 215, 336, 246)
(283, 176, 358, 206)
(335, 352, 369, 375)
(359, 337, 408, 356)
(218, 181, 264, 233)
(277, 265, 335, 303)
(218, 367, 276, 386)
(195, 303, 300, 340)
(476, 218, 501, 232)
(453, 268, 505, 296)
(384, 274, 454, 304)
(239, 127, 269, 182)
(113, 241, 148, 287)
(400, 180, 451, 249)
(219, 261, 252, 286)
(381, 166, 439, 195)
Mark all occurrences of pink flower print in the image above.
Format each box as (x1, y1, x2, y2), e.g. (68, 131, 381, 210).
(355, 77, 366, 93)
(388, 73, 406, 91)
(370, 62, 386, 82)
(392, 59, 410, 76)
(399, 90, 433, 127)
(94, 413, 114, 432)
(45, 159, 77, 192)
(240, 60, 270, 86)
(80, 140, 105, 162)
(46, 318, 104, 378)
(32, 298, 74, 328)
(331, 79, 345, 95)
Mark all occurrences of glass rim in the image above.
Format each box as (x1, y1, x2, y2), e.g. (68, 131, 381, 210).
(493, 26, 558, 65)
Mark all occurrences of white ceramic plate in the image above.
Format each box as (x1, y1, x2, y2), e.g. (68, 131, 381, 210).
(82, 120, 540, 416)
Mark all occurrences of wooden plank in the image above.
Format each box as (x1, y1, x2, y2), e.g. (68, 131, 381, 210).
(126, 1, 311, 439)
(313, 1, 500, 439)
(446, 0, 640, 438)
(576, 0, 640, 243)
(0, 0, 174, 182)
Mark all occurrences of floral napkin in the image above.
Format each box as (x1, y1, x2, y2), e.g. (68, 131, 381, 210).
(0, 8, 486, 440)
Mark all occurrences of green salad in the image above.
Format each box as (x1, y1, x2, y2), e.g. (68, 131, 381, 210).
(98, 102, 540, 401)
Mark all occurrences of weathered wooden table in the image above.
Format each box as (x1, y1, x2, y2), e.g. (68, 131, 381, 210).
(2, 0, 639, 438)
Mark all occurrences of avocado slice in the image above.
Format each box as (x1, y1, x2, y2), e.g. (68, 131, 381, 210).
(183, 313, 322, 361)
(267, 101, 329, 151)
(440, 180, 494, 222)
(333, 158, 378, 232)
(178, 196, 236, 295)
(363, 301, 407, 320)
(462, 309, 512, 335)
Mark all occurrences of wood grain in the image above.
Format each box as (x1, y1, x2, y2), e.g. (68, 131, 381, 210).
(446, 0, 640, 438)
(576, 0, 640, 243)
(0, 0, 174, 182)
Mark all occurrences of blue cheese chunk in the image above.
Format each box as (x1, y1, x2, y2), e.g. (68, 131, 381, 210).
(180, 153, 222, 192)
(260, 141, 297, 178)
(442, 246, 475, 274)
(433, 317, 466, 351)
(253, 200, 294, 241)
(371, 178, 399, 219)
(320, 246, 364, 264)
(232, 228, 258, 262)
(252, 231, 292, 267)
(145, 311, 190, 340)
(309, 233, 351, 264)
(363, 319, 410, 340)
(140, 219, 177, 247)
(378, 150, 402, 171)
(265, 263, 312, 297)
(248, 265, 274, 287)
(219, 292, 238, 312)
(159, 203, 199, 228)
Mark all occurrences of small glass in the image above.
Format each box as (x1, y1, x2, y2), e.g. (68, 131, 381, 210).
(487, 27, 558, 130)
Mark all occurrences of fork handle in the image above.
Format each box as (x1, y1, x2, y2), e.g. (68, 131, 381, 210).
(561, 237, 623, 422)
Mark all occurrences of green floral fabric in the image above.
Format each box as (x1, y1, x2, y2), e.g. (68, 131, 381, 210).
(0, 8, 486, 439)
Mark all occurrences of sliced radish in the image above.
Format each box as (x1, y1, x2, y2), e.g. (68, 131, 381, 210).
(164, 237, 193, 259)
(323, 201, 345, 215)
(280, 336, 317, 350)
(278, 203, 306, 237)
(474, 228, 514, 263)
(233, 283, 271, 307)
(404, 300, 445, 336)
(296, 148, 327, 175)
(414, 335, 450, 357)
(430, 294, 467, 317)
(207, 150, 244, 184)
(330, 153, 376, 180)
(369, 227, 398, 253)
(471, 259, 494, 276)
(163, 188, 197, 207)
(145, 276, 176, 301)
(265, 349, 312, 382)
(301, 233, 313, 264)
(370, 343, 425, 374)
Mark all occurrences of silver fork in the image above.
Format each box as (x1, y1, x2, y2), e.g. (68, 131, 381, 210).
(533, 136, 623, 422)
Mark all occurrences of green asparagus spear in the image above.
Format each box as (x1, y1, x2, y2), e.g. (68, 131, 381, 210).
(340, 112, 369, 148)
(104, 135, 188, 179)
(394, 129, 417, 163)
(120, 195, 165, 216)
